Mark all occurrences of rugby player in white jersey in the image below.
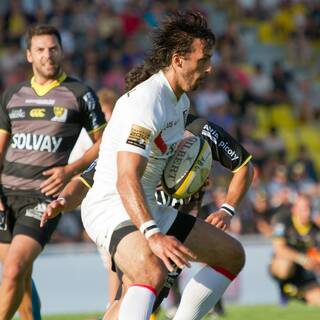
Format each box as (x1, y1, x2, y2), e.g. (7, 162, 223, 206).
(79, 11, 251, 320)
(41, 113, 253, 319)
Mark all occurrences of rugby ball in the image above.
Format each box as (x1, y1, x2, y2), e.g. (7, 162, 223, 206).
(161, 136, 212, 199)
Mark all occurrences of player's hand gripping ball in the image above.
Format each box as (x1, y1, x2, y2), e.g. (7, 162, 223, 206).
(162, 136, 212, 199)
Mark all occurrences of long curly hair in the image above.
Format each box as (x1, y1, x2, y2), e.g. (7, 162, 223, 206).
(125, 10, 216, 91)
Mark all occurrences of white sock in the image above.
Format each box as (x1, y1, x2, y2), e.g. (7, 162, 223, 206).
(118, 284, 156, 320)
(173, 265, 236, 320)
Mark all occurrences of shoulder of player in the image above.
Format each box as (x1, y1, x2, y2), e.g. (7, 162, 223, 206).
(1, 81, 29, 104)
(180, 93, 190, 105)
(185, 113, 208, 135)
(273, 209, 291, 226)
(60, 75, 95, 98)
(123, 77, 165, 112)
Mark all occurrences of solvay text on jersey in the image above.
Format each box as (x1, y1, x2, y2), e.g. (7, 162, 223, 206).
(11, 133, 62, 152)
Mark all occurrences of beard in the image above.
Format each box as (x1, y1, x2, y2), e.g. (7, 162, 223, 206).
(35, 61, 62, 80)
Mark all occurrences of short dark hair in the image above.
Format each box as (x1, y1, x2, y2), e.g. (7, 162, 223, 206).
(125, 10, 216, 91)
(25, 24, 62, 49)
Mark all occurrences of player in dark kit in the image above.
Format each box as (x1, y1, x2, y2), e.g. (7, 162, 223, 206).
(0, 25, 106, 320)
(41, 111, 252, 319)
(270, 193, 320, 305)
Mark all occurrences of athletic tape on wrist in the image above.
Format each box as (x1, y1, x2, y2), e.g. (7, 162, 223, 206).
(139, 220, 157, 234)
(145, 227, 160, 239)
(220, 203, 235, 217)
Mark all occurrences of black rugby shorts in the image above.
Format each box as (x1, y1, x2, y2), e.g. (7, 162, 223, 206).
(0, 194, 61, 247)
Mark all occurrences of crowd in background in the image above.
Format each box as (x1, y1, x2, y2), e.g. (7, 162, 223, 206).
(0, 0, 320, 241)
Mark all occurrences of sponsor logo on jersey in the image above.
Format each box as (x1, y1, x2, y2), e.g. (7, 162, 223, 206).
(83, 91, 97, 111)
(25, 99, 55, 105)
(53, 106, 65, 117)
(83, 159, 97, 175)
(51, 106, 67, 122)
(25, 203, 47, 221)
(164, 120, 179, 130)
(9, 109, 25, 119)
(218, 140, 239, 161)
(11, 133, 62, 152)
(30, 108, 46, 118)
(126, 124, 151, 150)
(202, 124, 218, 144)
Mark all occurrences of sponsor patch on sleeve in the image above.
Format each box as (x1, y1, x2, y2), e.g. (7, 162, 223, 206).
(126, 124, 151, 150)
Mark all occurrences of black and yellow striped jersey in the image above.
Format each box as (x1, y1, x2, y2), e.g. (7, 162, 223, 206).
(0, 73, 106, 195)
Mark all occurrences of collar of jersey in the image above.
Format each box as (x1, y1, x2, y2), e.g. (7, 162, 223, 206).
(292, 215, 311, 236)
(31, 72, 67, 96)
(159, 70, 180, 105)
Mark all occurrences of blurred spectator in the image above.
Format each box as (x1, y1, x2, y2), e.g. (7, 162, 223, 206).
(101, 60, 126, 93)
(305, 2, 320, 40)
(289, 162, 315, 194)
(0, 0, 319, 242)
(290, 145, 318, 182)
(237, 118, 266, 169)
(263, 126, 286, 158)
(251, 190, 275, 236)
(266, 165, 289, 197)
(290, 77, 320, 122)
(97, 87, 118, 121)
(96, 5, 122, 40)
(5, 0, 30, 43)
(286, 31, 313, 70)
(249, 63, 273, 105)
(194, 78, 229, 117)
(217, 21, 246, 64)
(271, 60, 293, 104)
(269, 193, 320, 306)
(229, 77, 254, 117)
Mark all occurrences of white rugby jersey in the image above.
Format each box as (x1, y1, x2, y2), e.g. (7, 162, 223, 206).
(82, 70, 189, 241)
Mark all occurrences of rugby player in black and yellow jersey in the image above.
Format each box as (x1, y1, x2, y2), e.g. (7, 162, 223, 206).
(41, 113, 252, 319)
(0, 25, 106, 320)
(270, 193, 320, 305)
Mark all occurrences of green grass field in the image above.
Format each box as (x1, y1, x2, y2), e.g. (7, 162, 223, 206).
(42, 302, 320, 320)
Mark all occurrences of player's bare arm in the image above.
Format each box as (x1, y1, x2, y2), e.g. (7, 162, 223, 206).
(117, 151, 196, 271)
(40, 131, 103, 196)
(273, 240, 320, 272)
(40, 177, 89, 227)
(206, 161, 254, 230)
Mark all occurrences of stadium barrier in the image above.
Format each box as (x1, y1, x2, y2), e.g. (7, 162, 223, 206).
(0, 235, 278, 315)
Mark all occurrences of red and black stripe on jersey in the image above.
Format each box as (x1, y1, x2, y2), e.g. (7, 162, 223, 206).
(80, 114, 251, 210)
(0, 75, 106, 195)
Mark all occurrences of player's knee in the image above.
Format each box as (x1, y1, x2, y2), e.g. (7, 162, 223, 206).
(230, 240, 246, 274)
(134, 253, 167, 290)
(148, 263, 167, 291)
(2, 259, 26, 284)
